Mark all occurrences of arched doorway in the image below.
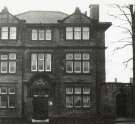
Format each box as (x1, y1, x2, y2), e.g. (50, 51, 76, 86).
(116, 93, 127, 117)
(29, 73, 52, 120)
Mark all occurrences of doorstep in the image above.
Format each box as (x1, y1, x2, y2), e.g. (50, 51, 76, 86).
(32, 118, 49, 123)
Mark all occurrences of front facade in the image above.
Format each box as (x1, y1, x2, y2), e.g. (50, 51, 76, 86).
(0, 6, 111, 122)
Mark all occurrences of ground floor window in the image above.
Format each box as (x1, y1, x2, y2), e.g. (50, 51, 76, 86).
(65, 87, 91, 108)
(0, 87, 16, 108)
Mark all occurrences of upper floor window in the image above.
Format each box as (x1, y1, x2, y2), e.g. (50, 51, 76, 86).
(0, 53, 16, 74)
(1, 27, 17, 40)
(32, 29, 52, 41)
(66, 53, 90, 74)
(66, 27, 89, 40)
(31, 53, 52, 72)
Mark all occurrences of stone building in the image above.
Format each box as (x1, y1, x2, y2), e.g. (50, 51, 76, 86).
(0, 5, 111, 123)
(101, 82, 133, 118)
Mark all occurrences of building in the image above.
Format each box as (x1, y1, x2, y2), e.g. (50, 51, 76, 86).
(0, 5, 111, 123)
(101, 82, 133, 118)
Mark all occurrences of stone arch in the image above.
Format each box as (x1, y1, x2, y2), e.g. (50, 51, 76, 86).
(28, 72, 54, 97)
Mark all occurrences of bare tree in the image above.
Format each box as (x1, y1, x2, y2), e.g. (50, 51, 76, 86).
(109, 4, 135, 117)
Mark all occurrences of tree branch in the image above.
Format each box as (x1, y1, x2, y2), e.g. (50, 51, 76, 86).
(113, 25, 132, 35)
(116, 5, 132, 26)
(114, 44, 132, 51)
(123, 58, 133, 68)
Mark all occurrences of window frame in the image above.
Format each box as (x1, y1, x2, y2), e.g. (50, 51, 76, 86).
(31, 29, 52, 41)
(0, 53, 17, 74)
(65, 53, 90, 74)
(31, 53, 52, 72)
(0, 87, 16, 109)
(0, 26, 17, 40)
(65, 26, 90, 40)
(65, 86, 91, 108)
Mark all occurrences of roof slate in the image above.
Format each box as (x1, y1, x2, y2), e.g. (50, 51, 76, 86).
(16, 11, 68, 24)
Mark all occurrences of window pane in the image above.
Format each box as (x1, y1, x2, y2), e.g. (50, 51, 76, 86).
(9, 53, 16, 60)
(83, 87, 90, 94)
(66, 27, 73, 40)
(10, 27, 16, 39)
(1, 62, 8, 73)
(39, 30, 44, 40)
(9, 61, 16, 73)
(8, 95, 15, 108)
(38, 54, 44, 71)
(74, 95, 81, 107)
(66, 96, 73, 108)
(1, 88, 7, 94)
(74, 27, 81, 40)
(74, 53, 81, 60)
(74, 62, 81, 73)
(66, 61, 73, 73)
(32, 30, 37, 40)
(31, 54, 37, 71)
(83, 27, 89, 40)
(83, 96, 90, 107)
(66, 54, 73, 60)
(1, 27, 8, 39)
(1, 55, 8, 60)
(83, 53, 89, 60)
(46, 29, 51, 40)
(45, 54, 51, 71)
(0, 95, 7, 108)
(83, 61, 90, 73)
(8, 88, 15, 94)
(66, 88, 73, 94)
(74, 88, 81, 94)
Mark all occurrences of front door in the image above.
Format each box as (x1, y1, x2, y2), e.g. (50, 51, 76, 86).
(32, 96, 48, 120)
(116, 93, 127, 117)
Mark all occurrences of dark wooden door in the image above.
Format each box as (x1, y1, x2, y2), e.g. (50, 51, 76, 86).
(116, 94, 127, 117)
(32, 96, 48, 120)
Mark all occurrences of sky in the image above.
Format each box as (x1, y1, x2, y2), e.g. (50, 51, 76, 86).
(0, 0, 134, 83)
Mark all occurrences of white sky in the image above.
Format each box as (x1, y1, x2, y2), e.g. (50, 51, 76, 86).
(0, 0, 134, 83)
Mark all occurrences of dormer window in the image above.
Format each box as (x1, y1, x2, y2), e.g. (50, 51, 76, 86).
(66, 27, 89, 40)
(32, 29, 52, 41)
(1, 27, 17, 40)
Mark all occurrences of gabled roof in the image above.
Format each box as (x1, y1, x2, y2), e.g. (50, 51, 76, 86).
(0, 7, 21, 24)
(16, 11, 68, 24)
(59, 7, 91, 24)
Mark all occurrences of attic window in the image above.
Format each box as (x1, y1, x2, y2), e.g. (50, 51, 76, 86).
(66, 27, 89, 40)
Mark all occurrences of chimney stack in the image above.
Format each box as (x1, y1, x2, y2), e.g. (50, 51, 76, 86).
(130, 77, 133, 83)
(114, 78, 117, 83)
(89, 4, 99, 21)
